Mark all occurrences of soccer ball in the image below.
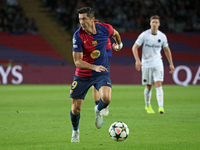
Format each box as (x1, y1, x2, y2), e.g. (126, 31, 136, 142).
(109, 121, 129, 142)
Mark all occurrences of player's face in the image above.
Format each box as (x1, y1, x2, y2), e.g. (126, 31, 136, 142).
(150, 19, 160, 31)
(79, 13, 94, 31)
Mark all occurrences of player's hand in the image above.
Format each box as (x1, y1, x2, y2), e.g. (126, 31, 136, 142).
(169, 64, 175, 74)
(112, 43, 118, 51)
(135, 61, 142, 71)
(112, 43, 123, 51)
(95, 65, 108, 72)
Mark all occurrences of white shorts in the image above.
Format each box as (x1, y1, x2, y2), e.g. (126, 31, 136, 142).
(142, 65, 164, 85)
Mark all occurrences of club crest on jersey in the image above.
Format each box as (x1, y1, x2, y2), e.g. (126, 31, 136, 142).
(91, 50, 100, 59)
(92, 41, 98, 47)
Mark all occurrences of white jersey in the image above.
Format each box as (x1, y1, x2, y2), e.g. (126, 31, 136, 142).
(135, 29, 168, 68)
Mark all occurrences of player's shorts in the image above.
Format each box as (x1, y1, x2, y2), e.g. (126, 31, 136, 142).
(70, 73, 112, 100)
(142, 65, 164, 85)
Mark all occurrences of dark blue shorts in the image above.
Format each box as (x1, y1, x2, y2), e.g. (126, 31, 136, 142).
(70, 73, 112, 100)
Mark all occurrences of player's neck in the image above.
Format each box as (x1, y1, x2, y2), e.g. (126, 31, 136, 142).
(85, 24, 97, 35)
(151, 29, 158, 35)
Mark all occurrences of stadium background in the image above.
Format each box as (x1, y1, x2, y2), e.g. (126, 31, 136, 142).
(0, 0, 200, 85)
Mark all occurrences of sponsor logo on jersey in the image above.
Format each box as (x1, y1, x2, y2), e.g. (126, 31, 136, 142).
(91, 50, 100, 59)
(92, 41, 98, 46)
(145, 44, 160, 48)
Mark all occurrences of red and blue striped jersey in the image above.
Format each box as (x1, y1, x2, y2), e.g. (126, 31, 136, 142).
(72, 23, 114, 77)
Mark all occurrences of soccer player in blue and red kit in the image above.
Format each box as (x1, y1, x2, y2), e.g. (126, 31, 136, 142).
(70, 7, 123, 142)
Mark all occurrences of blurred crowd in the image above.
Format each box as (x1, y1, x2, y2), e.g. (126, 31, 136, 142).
(0, 0, 39, 34)
(42, 0, 200, 34)
(1, 0, 200, 34)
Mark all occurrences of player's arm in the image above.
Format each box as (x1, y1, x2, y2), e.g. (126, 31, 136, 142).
(132, 43, 142, 71)
(112, 29, 123, 51)
(73, 52, 108, 72)
(163, 46, 175, 74)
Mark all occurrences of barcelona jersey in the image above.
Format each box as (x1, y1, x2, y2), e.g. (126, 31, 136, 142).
(72, 23, 114, 77)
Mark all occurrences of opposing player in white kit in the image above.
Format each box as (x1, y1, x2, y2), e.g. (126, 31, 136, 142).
(132, 15, 175, 114)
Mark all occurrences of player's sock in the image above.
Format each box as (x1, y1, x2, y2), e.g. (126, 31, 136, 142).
(144, 87, 152, 106)
(70, 111, 80, 131)
(95, 100, 99, 105)
(97, 98, 109, 111)
(156, 86, 164, 108)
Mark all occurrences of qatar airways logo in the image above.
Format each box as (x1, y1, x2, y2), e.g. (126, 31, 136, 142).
(145, 44, 160, 48)
(173, 65, 200, 86)
(91, 50, 100, 59)
(0, 65, 23, 84)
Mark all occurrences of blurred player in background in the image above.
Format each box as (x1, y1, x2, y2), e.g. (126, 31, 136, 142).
(70, 7, 123, 142)
(132, 15, 174, 114)
(93, 19, 112, 116)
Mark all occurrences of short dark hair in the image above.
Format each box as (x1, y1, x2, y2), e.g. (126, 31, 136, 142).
(77, 7, 95, 18)
(150, 15, 160, 22)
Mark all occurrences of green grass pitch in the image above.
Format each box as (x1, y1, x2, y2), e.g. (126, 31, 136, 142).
(0, 85, 200, 150)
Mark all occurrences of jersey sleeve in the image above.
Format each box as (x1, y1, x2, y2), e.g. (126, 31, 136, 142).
(72, 32, 83, 52)
(100, 23, 114, 37)
(135, 32, 145, 46)
(107, 24, 114, 37)
(162, 34, 169, 48)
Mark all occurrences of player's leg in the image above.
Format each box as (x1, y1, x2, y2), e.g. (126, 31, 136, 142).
(144, 84, 155, 113)
(93, 85, 100, 105)
(70, 98, 83, 142)
(93, 86, 109, 116)
(153, 66, 164, 114)
(94, 86, 111, 128)
(98, 86, 111, 111)
(144, 84, 153, 107)
(94, 74, 112, 128)
(155, 81, 164, 114)
(69, 75, 91, 142)
(142, 68, 155, 113)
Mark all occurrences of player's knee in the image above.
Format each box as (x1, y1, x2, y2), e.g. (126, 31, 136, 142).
(71, 106, 81, 115)
(146, 84, 152, 90)
(101, 95, 111, 104)
(154, 81, 162, 88)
